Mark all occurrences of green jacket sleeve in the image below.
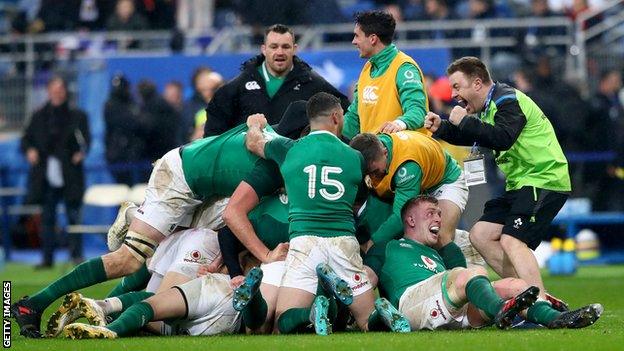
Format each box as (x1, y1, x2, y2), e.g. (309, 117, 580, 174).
(396, 63, 427, 130)
(370, 161, 423, 246)
(342, 85, 360, 139)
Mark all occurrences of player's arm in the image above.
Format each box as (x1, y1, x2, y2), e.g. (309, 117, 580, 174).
(245, 114, 269, 158)
(435, 99, 526, 149)
(369, 162, 423, 247)
(457, 98, 526, 151)
(390, 63, 427, 131)
(222, 160, 286, 263)
(341, 84, 360, 140)
(217, 226, 246, 278)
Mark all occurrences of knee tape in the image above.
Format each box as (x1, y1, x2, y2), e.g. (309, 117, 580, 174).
(124, 231, 158, 263)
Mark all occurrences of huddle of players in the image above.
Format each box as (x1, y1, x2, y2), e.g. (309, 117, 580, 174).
(12, 91, 601, 340)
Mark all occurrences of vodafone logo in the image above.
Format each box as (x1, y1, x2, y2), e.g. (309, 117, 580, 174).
(362, 85, 379, 104)
(354, 273, 361, 282)
(245, 81, 261, 90)
(430, 309, 439, 319)
(421, 255, 437, 271)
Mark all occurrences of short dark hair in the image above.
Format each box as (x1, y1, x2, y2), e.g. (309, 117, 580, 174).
(354, 11, 396, 45)
(265, 24, 295, 43)
(306, 92, 341, 122)
(400, 195, 439, 222)
(191, 66, 212, 89)
(349, 133, 385, 171)
(47, 75, 67, 89)
(166, 80, 183, 91)
(447, 56, 492, 83)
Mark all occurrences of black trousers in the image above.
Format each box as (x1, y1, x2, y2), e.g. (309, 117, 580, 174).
(41, 186, 82, 264)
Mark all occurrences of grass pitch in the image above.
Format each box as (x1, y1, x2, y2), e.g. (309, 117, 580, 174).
(4, 263, 624, 351)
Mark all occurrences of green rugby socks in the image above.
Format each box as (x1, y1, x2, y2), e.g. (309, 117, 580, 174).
(107, 264, 150, 297)
(106, 301, 154, 336)
(526, 300, 561, 325)
(465, 275, 504, 319)
(242, 291, 268, 330)
(27, 257, 107, 311)
(277, 307, 311, 334)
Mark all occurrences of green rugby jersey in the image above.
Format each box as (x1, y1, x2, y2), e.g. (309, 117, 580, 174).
(249, 193, 290, 249)
(181, 124, 278, 199)
(265, 130, 366, 238)
(381, 238, 447, 307)
(482, 86, 570, 191)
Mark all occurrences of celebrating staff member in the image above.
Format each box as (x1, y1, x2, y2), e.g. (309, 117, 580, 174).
(425, 56, 571, 307)
(343, 10, 429, 139)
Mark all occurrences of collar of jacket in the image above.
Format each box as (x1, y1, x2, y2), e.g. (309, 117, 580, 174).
(368, 43, 398, 72)
(241, 54, 313, 82)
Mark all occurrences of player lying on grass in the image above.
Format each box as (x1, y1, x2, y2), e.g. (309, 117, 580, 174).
(380, 195, 603, 330)
(44, 227, 224, 337)
(244, 92, 411, 335)
(63, 261, 362, 339)
(11, 119, 296, 338)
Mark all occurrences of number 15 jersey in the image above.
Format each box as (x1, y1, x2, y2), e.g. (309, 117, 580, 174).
(264, 130, 366, 239)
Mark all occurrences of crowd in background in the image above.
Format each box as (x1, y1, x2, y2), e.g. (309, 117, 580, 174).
(0, 0, 608, 33)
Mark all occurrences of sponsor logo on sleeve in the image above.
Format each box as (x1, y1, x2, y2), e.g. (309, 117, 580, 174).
(396, 166, 416, 184)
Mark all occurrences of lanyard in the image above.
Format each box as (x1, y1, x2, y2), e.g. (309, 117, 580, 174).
(471, 83, 496, 154)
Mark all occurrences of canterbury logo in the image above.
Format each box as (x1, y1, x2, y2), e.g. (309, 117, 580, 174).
(245, 81, 261, 90)
(362, 85, 379, 104)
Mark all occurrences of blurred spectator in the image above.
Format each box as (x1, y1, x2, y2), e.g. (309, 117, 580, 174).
(453, 0, 503, 58)
(137, 79, 179, 161)
(106, 0, 149, 32)
(104, 74, 145, 186)
(234, 0, 304, 27)
(29, 0, 79, 33)
(191, 72, 223, 140)
(587, 69, 624, 210)
(428, 76, 454, 116)
(135, 0, 176, 29)
(180, 66, 214, 144)
(76, 0, 113, 31)
(21, 76, 90, 268)
(163, 80, 184, 112)
(402, 0, 426, 21)
(423, 0, 458, 39)
(300, 0, 346, 24)
(519, 0, 567, 60)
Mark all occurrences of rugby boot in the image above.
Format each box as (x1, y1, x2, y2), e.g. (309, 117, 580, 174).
(64, 323, 117, 339)
(309, 295, 332, 336)
(545, 293, 570, 312)
(46, 292, 82, 337)
(374, 297, 411, 333)
(548, 303, 603, 329)
(10, 297, 43, 338)
(46, 293, 107, 337)
(233, 267, 263, 311)
(107, 201, 137, 251)
(495, 286, 540, 329)
(316, 263, 353, 306)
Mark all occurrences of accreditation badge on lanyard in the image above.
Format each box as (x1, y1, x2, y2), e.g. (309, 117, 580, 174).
(463, 84, 495, 187)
